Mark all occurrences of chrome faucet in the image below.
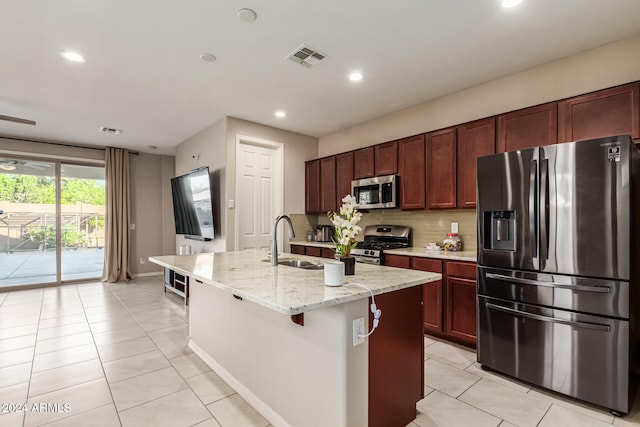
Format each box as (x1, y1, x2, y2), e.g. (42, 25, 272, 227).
(271, 215, 296, 266)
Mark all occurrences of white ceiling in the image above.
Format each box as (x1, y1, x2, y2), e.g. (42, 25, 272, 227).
(1, 0, 639, 155)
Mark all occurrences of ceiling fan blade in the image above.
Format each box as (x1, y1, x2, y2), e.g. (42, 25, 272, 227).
(0, 114, 36, 125)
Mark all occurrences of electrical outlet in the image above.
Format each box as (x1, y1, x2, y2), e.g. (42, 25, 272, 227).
(353, 317, 365, 346)
(130, 223, 136, 230)
(139, 257, 145, 264)
(451, 222, 459, 234)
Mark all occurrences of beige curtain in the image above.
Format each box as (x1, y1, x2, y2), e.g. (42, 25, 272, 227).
(102, 147, 132, 282)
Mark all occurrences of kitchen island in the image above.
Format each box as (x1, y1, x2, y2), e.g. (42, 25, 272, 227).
(149, 249, 440, 427)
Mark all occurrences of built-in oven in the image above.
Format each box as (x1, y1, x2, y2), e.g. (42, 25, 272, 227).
(351, 175, 397, 209)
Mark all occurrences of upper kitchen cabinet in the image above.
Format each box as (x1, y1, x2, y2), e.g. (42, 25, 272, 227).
(558, 82, 640, 143)
(320, 156, 337, 213)
(336, 152, 354, 205)
(497, 102, 557, 153)
(374, 140, 398, 176)
(457, 118, 496, 208)
(426, 127, 457, 209)
(353, 147, 375, 179)
(305, 159, 321, 214)
(398, 135, 425, 209)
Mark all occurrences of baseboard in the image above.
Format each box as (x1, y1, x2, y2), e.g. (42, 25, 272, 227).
(131, 271, 163, 278)
(188, 339, 292, 427)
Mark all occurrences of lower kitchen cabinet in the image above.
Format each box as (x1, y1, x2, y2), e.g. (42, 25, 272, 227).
(290, 244, 305, 255)
(289, 244, 335, 259)
(386, 254, 476, 346)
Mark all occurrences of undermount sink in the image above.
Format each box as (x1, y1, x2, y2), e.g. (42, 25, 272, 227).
(263, 258, 324, 270)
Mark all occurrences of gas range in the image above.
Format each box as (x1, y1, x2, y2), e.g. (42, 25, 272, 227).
(351, 225, 411, 265)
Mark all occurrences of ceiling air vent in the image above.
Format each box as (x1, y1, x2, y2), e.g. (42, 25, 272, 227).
(99, 127, 123, 135)
(287, 44, 327, 68)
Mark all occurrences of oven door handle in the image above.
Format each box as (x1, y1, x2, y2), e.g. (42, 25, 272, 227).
(486, 303, 611, 332)
(486, 273, 611, 293)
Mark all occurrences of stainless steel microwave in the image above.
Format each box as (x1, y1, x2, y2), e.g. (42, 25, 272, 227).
(351, 175, 398, 209)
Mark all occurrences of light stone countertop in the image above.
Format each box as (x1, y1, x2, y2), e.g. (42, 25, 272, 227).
(289, 240, 334, 248)
(149, 249, 440, 315)
(384, 247, 477, 262)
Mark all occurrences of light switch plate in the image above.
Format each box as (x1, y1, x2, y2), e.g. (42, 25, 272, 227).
(451, 222, 459, 234)
(228, 199, 235, 209)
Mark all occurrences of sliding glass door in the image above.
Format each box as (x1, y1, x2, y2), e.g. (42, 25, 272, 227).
(0, 156, 104, 288)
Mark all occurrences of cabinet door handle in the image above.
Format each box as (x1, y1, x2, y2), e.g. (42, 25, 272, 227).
(486, 302, 610, 332)
(486, 273, 610, 293)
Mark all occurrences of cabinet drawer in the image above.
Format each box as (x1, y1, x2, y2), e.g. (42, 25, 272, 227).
(384, 254, 411, 269)
(446, 261, 476, 279)
(305, 246, 322, 257)
(290, 244, 305, 255)
(411, 257, 442, 273)
(321, 247, 336, 259)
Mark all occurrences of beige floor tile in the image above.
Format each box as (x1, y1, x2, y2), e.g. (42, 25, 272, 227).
(424, 335, 437, 348)
(110, 366, 188, 410)
(24, 378, 113, 426)
(459, 378, 551, 427)
(29, 358, 104, 397)
(40, 306, 85, 320)
(35, 331, 95, 355)
(193, 418, 222, 427)
(38, 314, 87, 330)
(414, 390, 501, 427)
(137, 314, 186, 332)
(89, 316, 139, 334)
(36, 322, 90, 341)
(207, 394, 270, 427)
(93, 325, 146, 346)
(424, 385, 434, 397)
(97, 336, 158, 362)
(539, 404, 614, 427)
(32, 343, 98, 373)
(119, 388, 211, 427)
(0, 347, 34, 368)
(464, 363, 531, 394)
(424, 358, 480, 398)
(0, 315, 41, 329)
(0, 323, 38, 340)
(0, 334, 37, 352)
(38, 403, 121, 427)
(103, 349, 170, 383)
(86, 309, 131, 324)
(185, 370, 235, 404)
(528, 386, 615, 423)
(424, 341, 476, 370)
(0, 362, 32, 389)
(148, 324, 189, 344)
(0, 411, 25, 427)
(0, 382, 29, 406)
(154, 336, 193, 359)
(498, 422, 517, 427)
(171, 352, 212, 379)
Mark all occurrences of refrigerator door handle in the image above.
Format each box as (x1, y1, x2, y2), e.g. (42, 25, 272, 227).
(540, 158, 549, 263)
(529, 159, 538, 264)
(485, 272, 611, 293)
(486, 303, 611, 332)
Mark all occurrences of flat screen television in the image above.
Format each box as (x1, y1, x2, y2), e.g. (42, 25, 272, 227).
(170, 167, 214, 241)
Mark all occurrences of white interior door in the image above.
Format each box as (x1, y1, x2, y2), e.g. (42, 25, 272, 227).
(237, 139, 283, 251)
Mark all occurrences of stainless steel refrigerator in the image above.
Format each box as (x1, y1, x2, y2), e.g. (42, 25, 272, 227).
(476, 134, 640, 415)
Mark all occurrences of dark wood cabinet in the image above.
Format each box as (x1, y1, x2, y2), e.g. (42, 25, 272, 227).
(336, 152, 354, 205)
(321, 247, 335, 259)
(398, 135, 426, 210)
(374, 140, 398, 176)
(305, 160, 321, 214)
(353, 147, 375, 179)
(290, 244, 334, 259)
(559, 82, 640, 143)
(444, 261, 477, 345)
(384, 254, 411, 269)
(411, 258, 443, 334)
(290, 244, 305, 255)
(305, 246, 322, 257)
(426, 127, 457, 209)
(497, 102, 557, 153)
(457, 118, 496, 208)
(320, 156, 337, 213)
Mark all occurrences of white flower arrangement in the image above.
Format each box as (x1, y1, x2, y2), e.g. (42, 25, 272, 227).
(327, 194, 362, 258)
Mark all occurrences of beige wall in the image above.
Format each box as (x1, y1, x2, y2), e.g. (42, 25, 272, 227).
(319, 34, 640, 156)
(175, 116, 319, 253)
(129, 153, 176, 275)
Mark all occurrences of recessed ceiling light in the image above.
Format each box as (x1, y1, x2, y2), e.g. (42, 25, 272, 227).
(501, 0, 523, 8)
(0, 165, 16, 171)
(237, 8, 257, 22)
(147, 145, 157, 150)
(200, 52, 217, 63)
(349, 72, 364, 82)
(60, 50, 86, 63)
(275, 111, 286, 118)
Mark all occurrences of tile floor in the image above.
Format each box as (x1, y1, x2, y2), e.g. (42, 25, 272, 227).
(0, 276, 639, 427)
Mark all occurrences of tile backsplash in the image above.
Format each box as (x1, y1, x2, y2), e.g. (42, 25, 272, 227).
(290, 209, 477, 252)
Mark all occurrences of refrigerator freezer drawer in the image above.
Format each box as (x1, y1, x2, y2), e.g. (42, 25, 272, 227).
(478, 266, 629, 318)
(477, 295, 630, 413)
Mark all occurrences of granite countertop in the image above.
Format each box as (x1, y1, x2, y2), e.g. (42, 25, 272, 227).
(384, 247, 477, 262)
(289, 240, 334, 248)
(149, 249, 440, 315)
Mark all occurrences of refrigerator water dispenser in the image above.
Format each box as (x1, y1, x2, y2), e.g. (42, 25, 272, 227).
(484, 211, 515, 251)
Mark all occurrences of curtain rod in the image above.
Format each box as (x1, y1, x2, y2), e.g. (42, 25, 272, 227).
(1, 135, 140, 155)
